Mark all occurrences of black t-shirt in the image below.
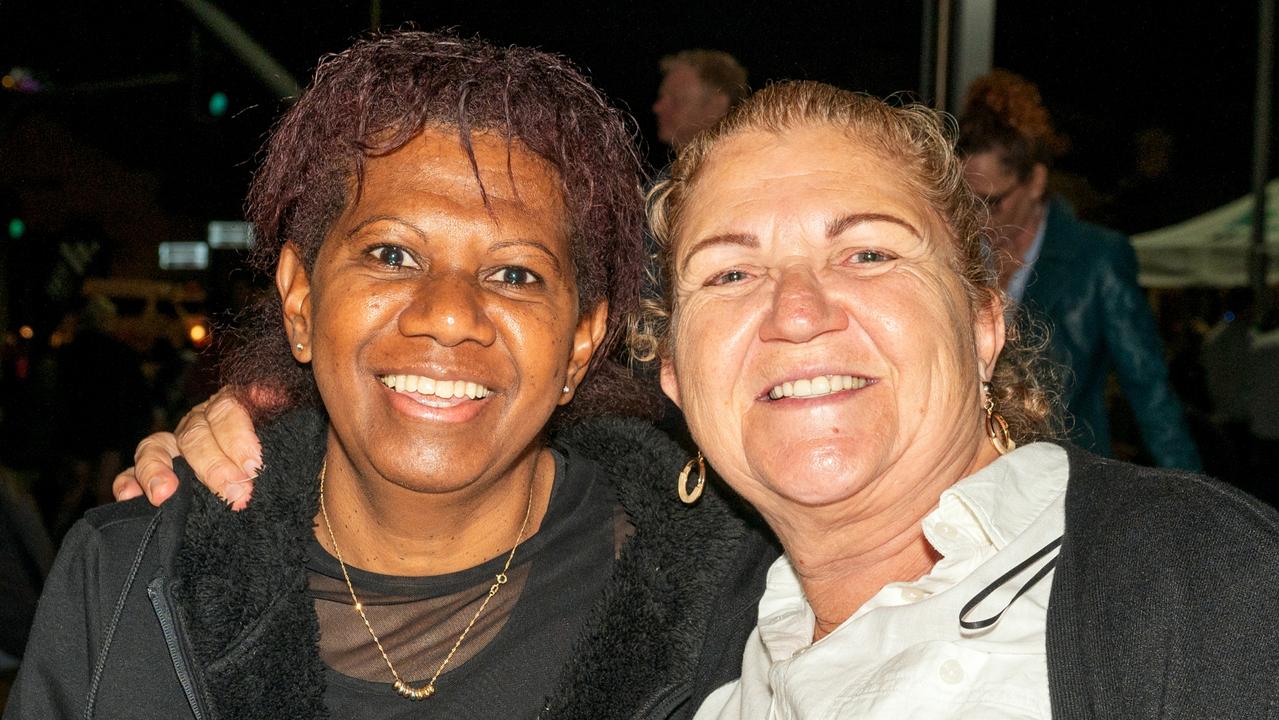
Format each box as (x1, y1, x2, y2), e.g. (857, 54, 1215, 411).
(311, 448, 619, 718)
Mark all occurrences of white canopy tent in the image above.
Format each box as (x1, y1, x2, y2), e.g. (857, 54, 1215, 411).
(1132, 178, 1279, 288)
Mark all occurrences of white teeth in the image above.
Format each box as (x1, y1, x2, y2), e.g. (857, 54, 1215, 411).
(768, 374, 867, 400)
(379, 374, 489, 401)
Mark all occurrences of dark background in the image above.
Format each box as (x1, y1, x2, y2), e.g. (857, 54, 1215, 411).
(1, 2, 1269, 262)
(0, 1, 1274, 469)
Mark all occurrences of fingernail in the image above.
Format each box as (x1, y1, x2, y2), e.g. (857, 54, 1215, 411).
(242, 459, 262, 477)
(147, 478, 163, 498)
(224, 482, 246, 502)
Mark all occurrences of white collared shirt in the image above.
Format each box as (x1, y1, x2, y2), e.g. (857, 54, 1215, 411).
(696, 443, 1069, 720)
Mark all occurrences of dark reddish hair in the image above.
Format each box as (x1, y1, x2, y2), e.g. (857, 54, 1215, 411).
(956, 69, 1065, 179)
(222, 30, 652, 420)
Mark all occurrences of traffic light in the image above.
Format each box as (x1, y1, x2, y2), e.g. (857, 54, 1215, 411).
(207, 90, 229, 118)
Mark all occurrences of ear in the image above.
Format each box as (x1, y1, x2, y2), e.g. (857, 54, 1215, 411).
(974, 291, 1007, 382)
(1027, 162, 1049, 203)
(559, 300, 609, 405)
(659, 358, 682, 408)
(276, 242, 314, 364)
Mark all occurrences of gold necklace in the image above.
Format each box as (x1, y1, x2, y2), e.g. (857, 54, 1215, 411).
(317, 460, 535, 701)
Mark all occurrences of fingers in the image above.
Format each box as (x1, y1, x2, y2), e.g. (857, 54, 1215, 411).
(176, 389, 261, 510)
(112, 466, 144, 501)
(130, 432, 182, 507)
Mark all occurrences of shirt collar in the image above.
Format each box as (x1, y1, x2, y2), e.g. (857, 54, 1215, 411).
(928, 442, 1068, 553)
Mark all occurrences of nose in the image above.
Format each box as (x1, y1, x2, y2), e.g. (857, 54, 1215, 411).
(758, 265, 848, 343)
(397, 271, 497, 347)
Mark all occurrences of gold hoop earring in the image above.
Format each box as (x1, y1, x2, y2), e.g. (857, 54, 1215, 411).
(983, 383, 1016, 455)
(678, 452, 705, 504)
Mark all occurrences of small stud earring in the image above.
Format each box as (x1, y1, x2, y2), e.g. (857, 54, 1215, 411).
(562, 385, 571, 394)
(295, 342, 304, 351)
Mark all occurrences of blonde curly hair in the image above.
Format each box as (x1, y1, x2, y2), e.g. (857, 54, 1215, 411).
(630, 80, 1062, 444)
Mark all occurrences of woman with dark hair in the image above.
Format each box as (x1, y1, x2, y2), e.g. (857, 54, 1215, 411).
(956, 69, 1200, 470)
(7, 31, 775, 719)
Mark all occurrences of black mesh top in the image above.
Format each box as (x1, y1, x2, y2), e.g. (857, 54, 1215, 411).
(310, 448, 627, 718)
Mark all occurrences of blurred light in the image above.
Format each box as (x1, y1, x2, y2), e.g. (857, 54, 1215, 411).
(1224, 311, 1236, 323)
(208, 91, 229, 117)
(207, 220, 253, 249)
(8, 218, 24, 239)
(49, 331, 68, 349)
(158, 241, 209, 270)
(189, 324, 208, 344)
(18, 325, 33, 340)
(1, 75, 12, 89)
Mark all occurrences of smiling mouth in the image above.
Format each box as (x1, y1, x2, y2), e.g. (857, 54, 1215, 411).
(767, 374, 871, 401)
(379, 374, 490, 400)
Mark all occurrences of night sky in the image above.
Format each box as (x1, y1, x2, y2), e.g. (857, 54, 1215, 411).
(0, 1, 1273, 287)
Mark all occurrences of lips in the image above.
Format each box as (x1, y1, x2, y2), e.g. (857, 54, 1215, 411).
(767, 374, 871, 400)
(378, 373, 490, 400)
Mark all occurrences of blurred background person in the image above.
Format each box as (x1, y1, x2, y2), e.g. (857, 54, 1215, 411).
(43, 295, 149, 539)
(652, 49, 748, 154)
(957, 69, 1201, 470)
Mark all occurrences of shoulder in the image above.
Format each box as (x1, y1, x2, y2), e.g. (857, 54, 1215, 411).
(74, 496, 170, 555)
(1045, 197, 1131, 258)
(1062, 444, 1279, 562)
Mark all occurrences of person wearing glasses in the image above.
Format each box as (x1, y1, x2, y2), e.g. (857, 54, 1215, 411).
(957, 70, 1200, 470)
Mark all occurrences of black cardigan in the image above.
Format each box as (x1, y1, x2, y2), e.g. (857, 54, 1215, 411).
(6, 410, 778, 720)
(1047, 446, 1279, 718)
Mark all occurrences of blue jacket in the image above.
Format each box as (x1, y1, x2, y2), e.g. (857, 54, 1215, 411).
(1022, 198, 1200, 469)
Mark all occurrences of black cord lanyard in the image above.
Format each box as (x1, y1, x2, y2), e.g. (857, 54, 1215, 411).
(958, 535, 1063, 631)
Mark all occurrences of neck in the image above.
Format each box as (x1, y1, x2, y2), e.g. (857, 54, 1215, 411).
(315, 437, 554, 577)
(767, 437, 1002, 641)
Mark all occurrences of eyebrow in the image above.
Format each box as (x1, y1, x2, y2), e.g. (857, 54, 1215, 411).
(826, 212, 922, 239)
(679, 232, 758, 273)
(345, 214, 427, 241)
(489, 239, 563, 275)
(679, 212, 922, 274)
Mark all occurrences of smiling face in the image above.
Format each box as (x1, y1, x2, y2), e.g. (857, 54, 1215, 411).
(281, 128, 605, 495)
(661, 124, 1003, 521)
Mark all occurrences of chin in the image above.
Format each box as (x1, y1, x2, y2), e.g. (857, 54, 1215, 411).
(744, 436, 884, 509)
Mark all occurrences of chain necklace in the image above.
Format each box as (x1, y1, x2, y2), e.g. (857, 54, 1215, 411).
(317, 460, 535, 701)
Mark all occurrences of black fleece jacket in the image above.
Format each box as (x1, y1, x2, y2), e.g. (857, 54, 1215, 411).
(6, 410, 778, 720)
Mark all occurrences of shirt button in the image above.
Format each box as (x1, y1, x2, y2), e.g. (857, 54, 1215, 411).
(901, 587, 925, 601)
(939, 659, 965, 685)
(935, 523, 958, 539)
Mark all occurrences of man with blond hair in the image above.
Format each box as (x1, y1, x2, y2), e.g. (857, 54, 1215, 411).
(652, 49, 747, 150)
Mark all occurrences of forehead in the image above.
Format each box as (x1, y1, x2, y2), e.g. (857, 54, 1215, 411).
(679, 124, 938, 240)
(661, 63, 708, 95)
(356, 128, 565, 213)
(961, 149, 1018, 190)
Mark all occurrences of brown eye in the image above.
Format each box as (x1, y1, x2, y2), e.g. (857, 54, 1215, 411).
(369, 245, 418, 269)
(486, 266, 542, 286)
